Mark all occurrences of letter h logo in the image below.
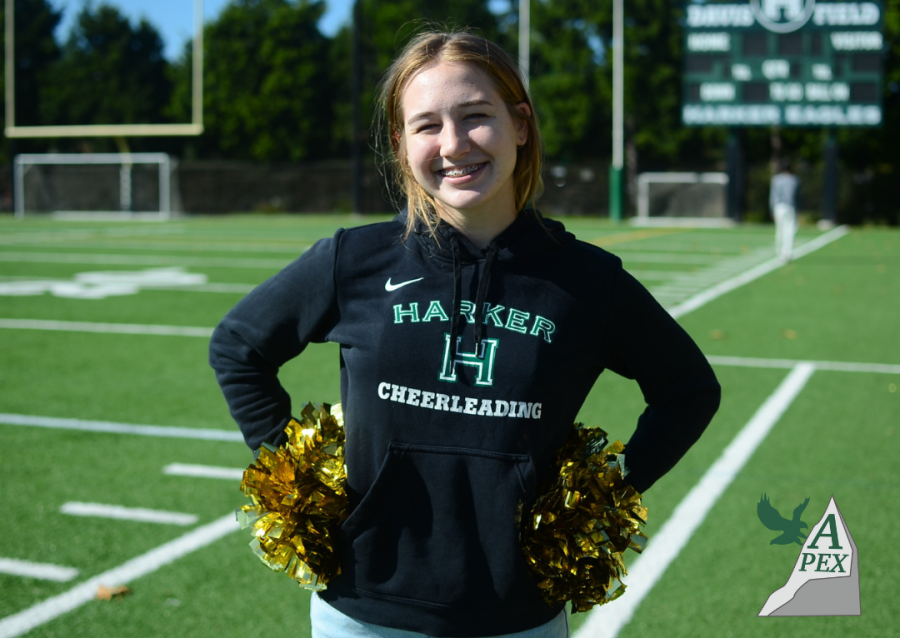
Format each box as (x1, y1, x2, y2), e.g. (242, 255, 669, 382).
(439, 334, 499, 387)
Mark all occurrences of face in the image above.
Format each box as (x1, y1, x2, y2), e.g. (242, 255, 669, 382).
(400, 61, 530, 226)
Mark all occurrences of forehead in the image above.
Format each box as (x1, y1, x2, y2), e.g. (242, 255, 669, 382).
(402, 61, 500, 114)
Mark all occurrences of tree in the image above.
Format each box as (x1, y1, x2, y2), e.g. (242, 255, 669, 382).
(171, 0, 335, 162)
(40, 3, 172, 132)
(328, 0, 502, 158)
(528, 0, 610, 160)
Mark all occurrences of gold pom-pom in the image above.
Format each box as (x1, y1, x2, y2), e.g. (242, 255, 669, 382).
(521, 423, 648, 613)
(237, 402, 348, 591)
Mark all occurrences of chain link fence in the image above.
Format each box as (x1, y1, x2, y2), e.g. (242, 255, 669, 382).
(0, 159, 896, 224)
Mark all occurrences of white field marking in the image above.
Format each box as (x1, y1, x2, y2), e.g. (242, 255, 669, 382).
(0, 514, 238, 638)
(0, 319, 213, 337)
(614, 245, 747, 255)
(0, 226, 187, 241)
(60, 502, 199, 526)
(613, 252, 720, 264)
(158, 283, 255, 294)
(0, 559, 79, 583)
(0, 413, 243, 442)
(0, 236, 309, 254)
(648, 245, 778, 308)
(626, 270, 694, 281)
(574, 363, 816, 638)
(0, 277, 254, 295)
(708, 355, 900, 375)
(0, 251, 291, 269)
(163, 463, 245, 481)
(668, 225, 849, 319)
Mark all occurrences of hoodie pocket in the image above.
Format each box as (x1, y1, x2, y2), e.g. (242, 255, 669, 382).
(339, 442, 539, 610)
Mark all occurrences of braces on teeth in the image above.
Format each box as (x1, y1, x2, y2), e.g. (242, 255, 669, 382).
(442, 164, 482, 177)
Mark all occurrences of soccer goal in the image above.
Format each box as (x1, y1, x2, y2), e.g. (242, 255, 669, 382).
(634, 172, 733, 227)
(14, 153, 176, 220)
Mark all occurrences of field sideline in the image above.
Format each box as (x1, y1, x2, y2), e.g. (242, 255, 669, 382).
(0, 214, 897, 638)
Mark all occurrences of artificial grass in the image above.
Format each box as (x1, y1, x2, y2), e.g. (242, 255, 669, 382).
(2, 217, 897, 638)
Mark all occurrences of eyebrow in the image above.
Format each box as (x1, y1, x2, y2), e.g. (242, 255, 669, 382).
(406, 100, 494, 126)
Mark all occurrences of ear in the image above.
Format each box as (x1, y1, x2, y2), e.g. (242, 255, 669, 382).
(513, 102, 531, 147)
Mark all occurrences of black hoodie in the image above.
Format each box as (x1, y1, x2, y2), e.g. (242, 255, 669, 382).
(209, 210, 720, 637)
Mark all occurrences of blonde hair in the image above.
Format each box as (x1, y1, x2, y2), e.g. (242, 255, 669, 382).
(375, 30, 543, 238)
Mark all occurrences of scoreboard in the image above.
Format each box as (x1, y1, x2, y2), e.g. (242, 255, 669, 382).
(682, 1, 884, 127)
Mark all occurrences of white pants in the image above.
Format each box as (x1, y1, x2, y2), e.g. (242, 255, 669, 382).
(773, 203, 797, 260)
(311, 594, 569, 638)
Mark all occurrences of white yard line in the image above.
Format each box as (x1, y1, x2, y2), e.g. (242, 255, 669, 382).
(162, 283, 256, 294)
(0, 559, 79, 583)
(649, 246, 777, 309)
(60, 503, 198, 526)
(0, 251, 290, 269)
(615, 253, 720, 264)
(667, 225, 849, 319)
(708, 355, 900, 375)
(0, 238, 309, 254)
(0, 278, 255, 294)
(0, 413, 243, 442)
(0, 319, 213, 337)
(623, 270, 694, 281)
(163, 463, 245, 481)
(574, 363, 816, 638)
(0, 514, 239, 638)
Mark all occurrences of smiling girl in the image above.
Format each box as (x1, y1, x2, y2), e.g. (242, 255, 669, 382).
(210, 29, 720, 638)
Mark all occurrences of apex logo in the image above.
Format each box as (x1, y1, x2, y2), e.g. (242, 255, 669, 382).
(758, 496, 860, 617)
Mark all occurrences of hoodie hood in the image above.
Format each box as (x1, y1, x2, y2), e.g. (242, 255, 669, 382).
(404, 208, 577, 265)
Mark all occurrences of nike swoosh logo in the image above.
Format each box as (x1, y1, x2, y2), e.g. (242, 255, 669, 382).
(385, 277, 424, 292)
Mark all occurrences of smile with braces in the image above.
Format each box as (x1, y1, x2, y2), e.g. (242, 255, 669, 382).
(439, 163, 485, 177)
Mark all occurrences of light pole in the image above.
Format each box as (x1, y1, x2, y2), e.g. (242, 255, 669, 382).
(351, 0, 362, 215)
(519, 0, 530, 88)
(609, 0, 624, 222)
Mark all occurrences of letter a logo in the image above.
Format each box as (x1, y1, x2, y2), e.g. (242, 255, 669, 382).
(439, 334, 499, 387)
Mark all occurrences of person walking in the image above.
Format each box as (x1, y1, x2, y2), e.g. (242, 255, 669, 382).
(210, 29, 720, 638)
(770, 161, 800, 261)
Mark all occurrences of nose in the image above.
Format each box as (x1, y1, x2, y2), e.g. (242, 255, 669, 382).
(439, 120, 470, 159)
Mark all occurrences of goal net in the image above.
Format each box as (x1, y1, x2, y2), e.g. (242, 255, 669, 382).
(14, 153, 175, 220)
(634, 172, 731, 227)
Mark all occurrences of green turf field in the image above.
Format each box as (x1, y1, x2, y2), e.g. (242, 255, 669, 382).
(0, 214, 897, 638)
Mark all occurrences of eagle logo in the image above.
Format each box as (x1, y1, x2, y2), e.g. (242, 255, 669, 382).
(757, 494, 810, 546)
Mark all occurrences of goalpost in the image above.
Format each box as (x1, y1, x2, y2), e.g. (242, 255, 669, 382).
(14, 153, 175, 220)
(633, 172, 733, 227)
(4, 0, 203, 139)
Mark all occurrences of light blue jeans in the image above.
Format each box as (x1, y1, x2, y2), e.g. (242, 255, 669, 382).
(310, 594, 569, 638)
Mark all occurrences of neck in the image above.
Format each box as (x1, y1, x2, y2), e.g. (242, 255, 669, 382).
(435, 199, 518, 250)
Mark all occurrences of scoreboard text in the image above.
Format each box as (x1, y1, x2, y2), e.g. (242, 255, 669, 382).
(682, 1, 884, 127)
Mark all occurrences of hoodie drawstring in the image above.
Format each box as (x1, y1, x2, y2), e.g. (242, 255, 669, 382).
(473, 242, 499, 349)
(448, 235, 499, 355)
(449, 235, 463, 355)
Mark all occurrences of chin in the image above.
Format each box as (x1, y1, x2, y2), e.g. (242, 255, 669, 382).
(435, 196, 490, 215)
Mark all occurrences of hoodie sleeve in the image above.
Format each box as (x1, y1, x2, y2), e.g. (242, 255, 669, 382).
(208, 233, 341, 451)
(604, 269, 721, 493)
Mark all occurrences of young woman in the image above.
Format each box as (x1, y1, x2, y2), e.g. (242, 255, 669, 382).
(210, 30, 720, 638)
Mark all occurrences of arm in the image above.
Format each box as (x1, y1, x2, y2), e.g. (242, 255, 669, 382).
(605, 270, 721, 493)
(208, 234, 341, 451)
